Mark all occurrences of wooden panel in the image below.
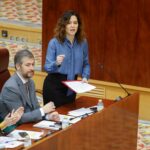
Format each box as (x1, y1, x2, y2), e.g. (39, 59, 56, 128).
(77, 85, 105, 99)
(42, 0, 150, 88)
(42, 0, 87, 69)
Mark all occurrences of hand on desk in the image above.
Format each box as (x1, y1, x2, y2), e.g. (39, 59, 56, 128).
(82, 77, 88, 83)
(46, 112, 60, 122)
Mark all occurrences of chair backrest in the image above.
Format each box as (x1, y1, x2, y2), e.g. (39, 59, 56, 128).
(0, 48, 11, 92)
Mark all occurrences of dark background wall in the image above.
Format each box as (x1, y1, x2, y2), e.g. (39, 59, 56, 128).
(42, 0, 150, 88)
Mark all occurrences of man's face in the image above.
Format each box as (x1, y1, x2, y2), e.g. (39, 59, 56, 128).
(17, 57, 35, 79)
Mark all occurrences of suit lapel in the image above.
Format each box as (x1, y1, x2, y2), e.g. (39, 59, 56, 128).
(28, 81, 39, 110)
(15, 74, 33, 108)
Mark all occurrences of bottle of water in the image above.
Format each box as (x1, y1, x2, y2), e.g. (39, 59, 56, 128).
(97, 99, 104, 111)
(24, 135, 32, 147)
(0, 144, 5, 150)
(62, 117, 70, 129)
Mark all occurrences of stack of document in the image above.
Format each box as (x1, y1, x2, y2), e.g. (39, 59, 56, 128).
(34, 109, 97, 131)
(8, 129, 43, 140)
(59, 114, 74, 122)
(33, 120, 61, 130)
(0, 136, 23, 148)
(68, 107, 93, 117)
(33, 114, 83, 131)
(59, 114, 81, 124)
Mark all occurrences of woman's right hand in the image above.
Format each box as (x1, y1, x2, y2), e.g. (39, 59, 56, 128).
(56, 54, 65, 66)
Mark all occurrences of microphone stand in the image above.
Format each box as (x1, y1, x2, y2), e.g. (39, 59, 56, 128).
(98, 63, 131, 100)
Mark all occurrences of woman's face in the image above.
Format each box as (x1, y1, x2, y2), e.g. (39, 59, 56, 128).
(65, 15, 79, 37)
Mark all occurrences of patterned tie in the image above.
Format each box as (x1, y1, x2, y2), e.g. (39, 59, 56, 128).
(24, 82, 30, 99)
(24, 82, 32, 107)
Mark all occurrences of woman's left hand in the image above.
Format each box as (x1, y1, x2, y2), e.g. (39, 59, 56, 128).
(82, 78, 88, 83)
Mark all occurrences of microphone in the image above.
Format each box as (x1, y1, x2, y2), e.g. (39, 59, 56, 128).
(98, 63, 131, 100)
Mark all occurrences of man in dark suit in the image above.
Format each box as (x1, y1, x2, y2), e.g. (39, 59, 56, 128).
(0, 49, 59, 124)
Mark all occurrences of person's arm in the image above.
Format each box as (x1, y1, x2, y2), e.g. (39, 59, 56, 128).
(44, 39, 60, 73)
(0, 121, 6, 130)
(45, 111, 60, 121)
(19, 110, 42, 123)
(82, 40, 90, 80)
(1, 86, 42, 124)
(0, 120, 7, 135)
(0, 109, 22, 130)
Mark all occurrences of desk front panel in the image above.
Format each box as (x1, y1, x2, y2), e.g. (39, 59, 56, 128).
(14, 94, 139, 150)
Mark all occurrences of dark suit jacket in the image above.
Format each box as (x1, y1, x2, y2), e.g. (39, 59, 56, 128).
(0, 73, 42, 123)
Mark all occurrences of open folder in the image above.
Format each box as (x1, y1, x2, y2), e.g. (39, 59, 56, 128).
(62, 80, 96, 93)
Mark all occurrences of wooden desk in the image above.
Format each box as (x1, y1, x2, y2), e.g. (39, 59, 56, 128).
(14, 93, 139, 150)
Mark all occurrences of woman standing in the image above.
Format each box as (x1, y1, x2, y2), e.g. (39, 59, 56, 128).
(43, 10, 90, 107)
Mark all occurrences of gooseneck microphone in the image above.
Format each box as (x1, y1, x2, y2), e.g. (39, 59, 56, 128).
(98, 63, 131, 100)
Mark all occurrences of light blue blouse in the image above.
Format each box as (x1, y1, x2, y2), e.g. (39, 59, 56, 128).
(44, 37, 90, 80)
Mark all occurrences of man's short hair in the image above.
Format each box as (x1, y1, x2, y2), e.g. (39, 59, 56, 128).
(14, 49, 34, 69)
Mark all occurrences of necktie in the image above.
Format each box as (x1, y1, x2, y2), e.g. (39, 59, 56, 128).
(24, 82, 32, 107)
(24, 82, 29, 99)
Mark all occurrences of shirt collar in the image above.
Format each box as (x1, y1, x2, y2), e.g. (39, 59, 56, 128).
(65, 37, 77, 44)
(16, 71, 28, 84)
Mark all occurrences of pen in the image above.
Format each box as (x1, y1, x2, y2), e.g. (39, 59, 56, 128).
(4, 140, 17, 144)
(49, 125, 55, 127)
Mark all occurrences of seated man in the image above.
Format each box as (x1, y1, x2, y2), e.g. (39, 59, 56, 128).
(0, 49, 59, 124)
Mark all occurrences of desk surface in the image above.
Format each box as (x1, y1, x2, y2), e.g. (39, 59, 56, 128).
(8, 96, 99, 150)
(9, 94, 139, 150)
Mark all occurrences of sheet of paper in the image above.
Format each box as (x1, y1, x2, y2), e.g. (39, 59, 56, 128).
(69, 117, 82, 124)
(8, 129, 43, 140)
(0, 136, 23, 148)
(59, 114, 81, 124)
(68, 107, 93, 117)
(0, 136, 17, 143)
(62, 81, 96, 93)
(5, 141, 23, 148)
(59, 114, 75, 122)
(33, 120, 60, 130)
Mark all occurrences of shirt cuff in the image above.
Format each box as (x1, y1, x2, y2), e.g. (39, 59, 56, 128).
(55, 61, 61, 67)
(45, 114, 49, 120)
(40, 108, 45, 117)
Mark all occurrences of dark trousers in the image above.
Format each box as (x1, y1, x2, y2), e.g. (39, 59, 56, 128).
(43, 73, 77, 107)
